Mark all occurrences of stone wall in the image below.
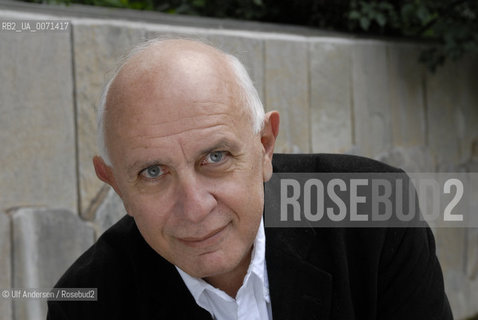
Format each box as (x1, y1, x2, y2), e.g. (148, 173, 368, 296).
(0, 3, 477, 319)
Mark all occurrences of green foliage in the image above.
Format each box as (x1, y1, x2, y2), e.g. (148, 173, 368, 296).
(19, 0, 478, 71)
(348, 1, 399, 31)
(158, 0, 268, 20)
(347, 0, 478, 71)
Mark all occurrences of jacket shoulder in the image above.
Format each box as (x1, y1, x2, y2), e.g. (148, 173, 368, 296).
(53, 215, 137, 289)
(48, 216, 159, 319)
(272, 153, 401, 173)
(48, 215, 203, 320)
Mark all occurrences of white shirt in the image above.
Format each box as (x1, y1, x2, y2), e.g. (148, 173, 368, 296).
(176, 218, 272, 320)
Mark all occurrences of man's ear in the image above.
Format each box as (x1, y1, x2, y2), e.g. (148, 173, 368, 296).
(93, 156, 121, 197)
(260, 111, 280, 182)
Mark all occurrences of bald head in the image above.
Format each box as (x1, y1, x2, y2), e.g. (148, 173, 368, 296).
(98, 39, 265, 165)
(108, 40, 232, 108)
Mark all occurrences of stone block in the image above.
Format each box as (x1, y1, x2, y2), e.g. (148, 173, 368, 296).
(206, 34, 265, 101)
(443, 269, 467, 320)
(467, 228, 478, 280)
(309, 39, 353, 153)
(465, 170, 478, 309)
(0, 212, 12, 320)
(456, 55, 478, 163)
(265, 38, 309, 153)
(12, 208, 94, 320)
(433, 227, 467, 318)
(0, 31, 76, 213)
(352, 40, 393, 158)
(387, 43, 427, 147)
(434, 228, 466, 275)
(433, 200, 478, 320)
(443, 272, 478, 320)
(466, 277, 478, 319)
(94, 187, 127, 237)
(73, 22, 146, 219)
(426, 60, 463, 167)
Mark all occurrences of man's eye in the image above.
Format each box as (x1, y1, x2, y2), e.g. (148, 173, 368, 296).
(204, 151, 227, 164)
(140, 165, 164, 179)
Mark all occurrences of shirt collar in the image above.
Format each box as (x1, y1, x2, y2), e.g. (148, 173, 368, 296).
(176, 217, 270, 303)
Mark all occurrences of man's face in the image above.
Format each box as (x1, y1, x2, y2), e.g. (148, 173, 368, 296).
(97, 42, 277, 281)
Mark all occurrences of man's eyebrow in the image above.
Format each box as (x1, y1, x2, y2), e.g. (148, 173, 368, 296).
(198, 138, 239, 156)
(128, 159, 163, 173)
(127, 138, 240, 173)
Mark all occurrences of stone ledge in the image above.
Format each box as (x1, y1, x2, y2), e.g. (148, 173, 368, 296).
(11, 208, 94, 320)
(0, 27, 77, 214)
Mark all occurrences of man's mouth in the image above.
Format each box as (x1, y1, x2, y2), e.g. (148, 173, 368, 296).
(177, 223, 230, 248)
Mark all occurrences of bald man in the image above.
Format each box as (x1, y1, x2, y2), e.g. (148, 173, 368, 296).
(47, 39, 452, 320)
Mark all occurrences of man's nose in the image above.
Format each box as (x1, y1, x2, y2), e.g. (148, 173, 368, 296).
(175, 172, 217, 223)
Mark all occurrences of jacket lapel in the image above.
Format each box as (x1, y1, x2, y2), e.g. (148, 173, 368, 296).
(265, 227, 333, 320)
(127, 219, 212, 320)
(146, 228, 333, 320)
(149, 262, 213, 319)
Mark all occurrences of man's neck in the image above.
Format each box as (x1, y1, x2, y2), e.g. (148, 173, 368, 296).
(204, 247, 252, 298)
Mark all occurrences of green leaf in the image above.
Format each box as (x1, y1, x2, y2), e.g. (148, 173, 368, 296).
(360, 16, 370, 30)
(349, 10, 361, 20)
(376, 13, 386, 27)
(191, 0, 205, 8)
(417, 5, 431, 25)
(361, 2, 372, 15)
(379, 2, 393, 12)
(401, 3, 415, 21)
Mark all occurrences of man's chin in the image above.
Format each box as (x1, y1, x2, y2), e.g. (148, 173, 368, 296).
(182, 252, 234, 279)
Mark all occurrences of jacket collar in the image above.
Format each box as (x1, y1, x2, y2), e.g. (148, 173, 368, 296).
(149, 227, 334, 320)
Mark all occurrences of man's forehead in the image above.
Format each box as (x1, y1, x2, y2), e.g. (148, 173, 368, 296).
(116, 111, 237, 144)
(102, 40, 253, 163)
(106, 40, 236, 115)
(115, 40, 228, 86)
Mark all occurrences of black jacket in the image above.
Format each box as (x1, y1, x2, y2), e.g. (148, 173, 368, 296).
(47, 153, 453, 319)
